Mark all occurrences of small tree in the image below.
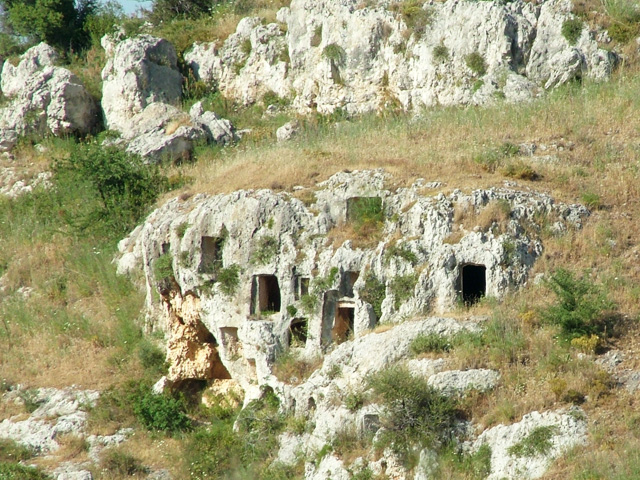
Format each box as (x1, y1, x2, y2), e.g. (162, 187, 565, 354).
(1, 0, 98, 52)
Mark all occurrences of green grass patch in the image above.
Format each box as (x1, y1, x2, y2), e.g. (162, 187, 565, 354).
(508, 426, 557, 457)
(562, 18, 583, 46)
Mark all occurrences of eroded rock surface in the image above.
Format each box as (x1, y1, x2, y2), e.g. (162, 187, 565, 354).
(101, 34, 236, 162)
(0, 43, 98, 151)
(118, 170, 587, 399)
(472, 408, 588, 479)
(185, 0, 615, 115)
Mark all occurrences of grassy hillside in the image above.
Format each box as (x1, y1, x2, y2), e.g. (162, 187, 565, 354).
(1, 0, 640, 477)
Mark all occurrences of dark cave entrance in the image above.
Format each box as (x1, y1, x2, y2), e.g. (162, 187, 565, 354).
(332, 305, 355, 344)
(199, 235, 225, 273)
(460, 264, 486, 305)
(288, 318, 308, 346)
(251, 275, 281, 314)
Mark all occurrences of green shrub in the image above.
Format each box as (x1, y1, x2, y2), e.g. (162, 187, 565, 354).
(176, 221, 189, 238)
(508, 426, 557, 457)
(252, 236, 279, 265)
(540, 268, 615, 339)
(148, 0, 211, 23)
(438, 443, 492, 480)
(561, 18, 583, 46)
(368, 365, 458, 455)
(393, 0, 433, 38)
(465, 51, 487, 76)
(217, 264, 241, 296)
(390, 273, 418, 309)
(385, 244, 418, 265)
(100, 447, 148, 476)
(322, 43, 346, 66)
(301, 293, 318, 314)
(184, 420, 243, 478)
(313, 267, 339, 293)
(433, 43, 449, 62)
(410, 333, 452, 355)
(344, 390, 365, 412)
(286, 304, 298, 317)
(473, 142, 520, 172)
(137, 340, 167, 375)
(133, 388, 191, 434)
(154, 252, 174, 282)
(54, 144, 168, 237)
(348, 197, 384, 233)
(359, 273, 386, 318)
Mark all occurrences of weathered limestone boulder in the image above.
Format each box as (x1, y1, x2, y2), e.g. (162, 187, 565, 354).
(101, 35, 236, 162)
(0, 387, 98, 453)
(101, 34, 182, 132)
(471, 408, 588, 479)
(276, 120, 301, 142)
(184, 0, 615, 114)
(427, 368, 500, 395)
(0, 43, 98, 151)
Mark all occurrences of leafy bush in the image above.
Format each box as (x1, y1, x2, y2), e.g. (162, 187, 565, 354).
(465, 51, 487, 76)
(137, 339, 167, 375)
(153, 253, 174, 282)
(344, 390, 365, 412)
(359, 273, 386, 318)
(367, 365, 458, 455)
(508, 426, 557, 457)
(133, 387, 191, 434)
(410, 333, 452, 355)
(54, 144, 168, 237)
(433, 43, 449, 62)
(148, 0, 211, 24)
(393, 0, 433, 37)
(252, 236, 279, 265)
(384, 244, 418, 265)
(390, 273, 418, 309)
(217, 264, 241, 296)
(312, 267, 339, 294)
(322, 43, 346, 66)
(3, 0, 96, 52)
(348, 197, 384, 233)
(540, 269, 615, 339)
(561, 18, 583, 46)
(473, 142, 520, 172)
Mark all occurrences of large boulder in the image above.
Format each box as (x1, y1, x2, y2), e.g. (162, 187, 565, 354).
(184, 0, 615, 115)
(0, 43, 98, 151)
(101, 35, 236, 163)
(101, 34, 182, 132)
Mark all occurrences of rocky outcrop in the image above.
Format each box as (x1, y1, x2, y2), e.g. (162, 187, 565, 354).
(101, 35, 236, 163)
(117, 170, 588, 402)
(0, 43, 98, 151)
(0, 386, 99, 454)
(184, 0, 615, 115)
(472, 408, 588, 479)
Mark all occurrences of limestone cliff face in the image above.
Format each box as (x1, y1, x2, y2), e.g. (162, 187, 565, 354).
(117, 170, 588, 400)
(184, 0, 615, 114)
